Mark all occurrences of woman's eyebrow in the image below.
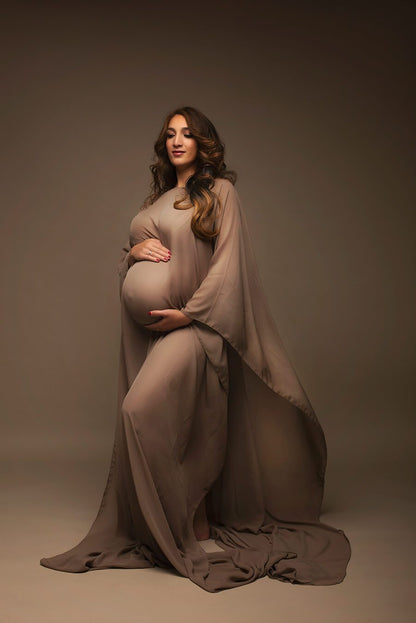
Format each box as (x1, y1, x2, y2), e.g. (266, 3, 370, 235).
(167, 126, 190, 131)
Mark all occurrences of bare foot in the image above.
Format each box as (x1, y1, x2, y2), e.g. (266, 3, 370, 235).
(194, 523, 210, 541)
(193, 495, 210, 541)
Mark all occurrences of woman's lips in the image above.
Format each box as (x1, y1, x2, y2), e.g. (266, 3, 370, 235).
(172, 151, 185, 156)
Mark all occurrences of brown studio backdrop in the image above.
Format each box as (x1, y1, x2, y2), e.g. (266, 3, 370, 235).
(1, 2, 415, 504)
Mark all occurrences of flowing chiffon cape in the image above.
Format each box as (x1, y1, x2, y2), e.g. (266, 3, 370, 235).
(40, 179, 351, 592)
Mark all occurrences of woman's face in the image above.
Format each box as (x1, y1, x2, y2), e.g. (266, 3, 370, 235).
(166, 114, 198, 171)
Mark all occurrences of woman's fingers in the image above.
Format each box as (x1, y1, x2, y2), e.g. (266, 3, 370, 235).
(149, 248, 170, 261)
(153, 239, 171, 255)
(146, 241, 171, 261)
(145, 249, 163, 262)
(131, 240, 171, 262)
(148, 309, 166, 317)
(143, 309, 191, 333)
(137, 247, 167, 262)
(153, 240, 171, 259)
(144, 309, 173, 332)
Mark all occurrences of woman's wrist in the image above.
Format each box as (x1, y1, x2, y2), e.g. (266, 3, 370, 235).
(180, 308, 192, 324)
(127, 249, 136, 266)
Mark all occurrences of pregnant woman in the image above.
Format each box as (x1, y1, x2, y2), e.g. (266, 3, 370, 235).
(40, 106, 351, 592)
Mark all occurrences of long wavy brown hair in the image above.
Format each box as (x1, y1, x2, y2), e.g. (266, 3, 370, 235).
(140, 106, 237, 241)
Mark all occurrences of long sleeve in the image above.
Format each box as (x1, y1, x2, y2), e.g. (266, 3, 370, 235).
(181, 179, 318, 423)
(181, 181, 248, 326)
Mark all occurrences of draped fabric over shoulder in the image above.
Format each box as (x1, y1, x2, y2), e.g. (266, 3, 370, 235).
(40, 178, 351, 592)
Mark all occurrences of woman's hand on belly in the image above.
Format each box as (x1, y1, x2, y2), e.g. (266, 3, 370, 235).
(144, 309, 192, 333)
(129, 238, 171, 266)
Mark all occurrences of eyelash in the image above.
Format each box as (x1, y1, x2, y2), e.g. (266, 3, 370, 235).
(167, 133, 193, 139)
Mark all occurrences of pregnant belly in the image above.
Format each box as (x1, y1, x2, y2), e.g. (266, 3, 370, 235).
(121, 261, 175, 325)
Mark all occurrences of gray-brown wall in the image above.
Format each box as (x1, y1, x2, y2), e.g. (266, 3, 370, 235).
(2, 1, 414, 475)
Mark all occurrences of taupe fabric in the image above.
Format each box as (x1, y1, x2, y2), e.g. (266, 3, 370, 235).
(40, 178, 351, 592)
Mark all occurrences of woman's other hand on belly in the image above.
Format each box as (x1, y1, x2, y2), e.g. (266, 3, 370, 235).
(144, 309, 192, 333)
(128, 238, 171, 266)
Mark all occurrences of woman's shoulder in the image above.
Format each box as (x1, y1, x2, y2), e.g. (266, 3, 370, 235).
(212, 177, 241, 223)
(212, 177, 238, 196)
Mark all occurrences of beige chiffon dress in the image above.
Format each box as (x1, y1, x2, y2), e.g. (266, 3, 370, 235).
(40, 178, 351, 592)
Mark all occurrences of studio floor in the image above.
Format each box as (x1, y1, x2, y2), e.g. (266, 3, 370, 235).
(1, 439, 414, 623)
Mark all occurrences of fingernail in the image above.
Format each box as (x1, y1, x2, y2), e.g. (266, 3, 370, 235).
(148, 311, 152, 315)
(156, 259, 160, 262)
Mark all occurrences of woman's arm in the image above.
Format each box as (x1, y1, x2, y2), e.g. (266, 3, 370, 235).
(179, 180, 245, 322)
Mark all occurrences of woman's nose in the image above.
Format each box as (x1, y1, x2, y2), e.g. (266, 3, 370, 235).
(173, 135, 183, 148)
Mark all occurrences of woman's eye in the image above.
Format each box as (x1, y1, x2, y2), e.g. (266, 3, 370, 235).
(166, 133, 193, 139)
